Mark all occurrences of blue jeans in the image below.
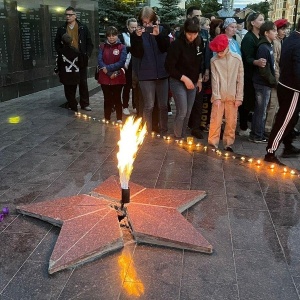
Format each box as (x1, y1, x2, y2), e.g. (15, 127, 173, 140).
(139, 79, 168, 135)
(251, 83, 271, 139)
(170, 78, 196, 138)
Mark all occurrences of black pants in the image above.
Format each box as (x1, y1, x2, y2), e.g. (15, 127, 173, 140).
(188, 91, 203, 129)
(101, 84, 123, 121)
(122, 66, 135, 109)
(79, 67, 90, 108)
(64, 84, 78, 111)
(266, 84, 300, 154)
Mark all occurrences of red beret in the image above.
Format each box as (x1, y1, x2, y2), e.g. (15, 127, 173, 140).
(209, 34, 229, 52)
(274, 19, 289, 29)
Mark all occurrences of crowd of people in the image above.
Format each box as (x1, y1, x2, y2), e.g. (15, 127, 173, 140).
(55, 6, 300, 165)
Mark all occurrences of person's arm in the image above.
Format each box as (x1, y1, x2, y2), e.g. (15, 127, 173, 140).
(210, 59, 221, 102)
(235, 58, 244, 106)
(54, 28, 63, 53)
(130, 30, 144, 58)
(164, 41, 182, 80)
(241, 35, 266, 67)
(257, 46, 276, 86)
(155, 26, 170, 53)
(292, 45, 300, 89)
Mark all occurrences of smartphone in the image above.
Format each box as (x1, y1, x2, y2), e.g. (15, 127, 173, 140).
(144, 26, 153, 34)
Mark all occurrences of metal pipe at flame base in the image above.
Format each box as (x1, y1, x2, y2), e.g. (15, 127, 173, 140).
(121, 188, 130, 208)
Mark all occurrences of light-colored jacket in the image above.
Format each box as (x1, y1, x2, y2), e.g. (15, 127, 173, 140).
(210, 51, 244, 102)
(273, 38, 282, 81)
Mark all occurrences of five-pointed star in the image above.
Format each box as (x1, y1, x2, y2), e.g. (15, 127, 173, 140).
(17, 175, 212, 274)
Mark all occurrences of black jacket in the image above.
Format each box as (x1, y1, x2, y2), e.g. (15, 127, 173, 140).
(252, 37, 276, 88)
(165, 32, 204, 83)
(54, 46, 83, 85)
(279, 31, 300, 92)
(54, 20, 94, 66)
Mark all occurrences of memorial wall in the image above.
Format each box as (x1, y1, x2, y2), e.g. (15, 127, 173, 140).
(0, 0, 99, 102)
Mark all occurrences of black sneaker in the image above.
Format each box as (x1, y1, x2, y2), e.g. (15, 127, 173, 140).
(191, 128, 204, 139)
(224, 146, 233, 152)
(264, 154, 285, 166)
(281, 146, 300, 158)
(249, 137, 268, 143)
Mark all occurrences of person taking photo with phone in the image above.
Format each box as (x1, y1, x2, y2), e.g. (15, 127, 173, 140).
(130, 6, 170, 135)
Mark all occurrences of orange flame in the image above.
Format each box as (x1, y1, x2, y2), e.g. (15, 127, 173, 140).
(118, 252, 145, 296)
(117, 117, 147, 189)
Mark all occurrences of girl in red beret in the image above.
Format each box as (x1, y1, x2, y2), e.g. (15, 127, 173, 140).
(208, 34, 244, 152)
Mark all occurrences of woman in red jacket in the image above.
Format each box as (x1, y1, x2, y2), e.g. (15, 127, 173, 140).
(98, 26, 127, 123)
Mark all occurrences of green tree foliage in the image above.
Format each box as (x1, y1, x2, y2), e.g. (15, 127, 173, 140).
(186, 0, 222, 16)
(98, 0, 136, 30)
(157, 0, 185, 24)
(246, 1, 270, 19)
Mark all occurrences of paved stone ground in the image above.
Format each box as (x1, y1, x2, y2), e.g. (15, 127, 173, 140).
(1, 80, 300, 299)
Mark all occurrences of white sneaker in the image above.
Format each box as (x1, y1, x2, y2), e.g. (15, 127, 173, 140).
(82, 106, 92, 111)
(117, 120, 122, 124)
(239, 128, 251, 137)
(123, 108, 130, 115)
(132, 108, 137, 114)
(168, 111, 173, 116)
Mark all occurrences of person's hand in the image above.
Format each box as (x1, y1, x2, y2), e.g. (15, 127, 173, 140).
(203, 73, 210, 82)
(255, 58, 266, 68)
(235, 100, 242, 108)
(181, 75, 194, 90)
(196, 80, 202, 92)
(110, 72, 118, 79)
(151, 25, 159, 36)
(135, 26, 143, 37)
(213, 99, 221, 108)
(102, 67, 108, 74)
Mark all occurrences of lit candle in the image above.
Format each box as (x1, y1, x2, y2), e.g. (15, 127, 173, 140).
(224, 153, 229, 157)
(270, 164, 275, 169)
(196, 143, 200, 147)
(283, 167, 287, 173)
(166, 136, 171, 141)
(102, 118, 106, 123)
(151, 132, 155, 137)
(248, 158, 253, 163)
(204, 146, 207, 151)
(106, 120, 109, 124)
(241, 156, 245, 161)
(187, 136, 194, 145)
(257, 159, 261, 165)
(291, 170, 296, 175)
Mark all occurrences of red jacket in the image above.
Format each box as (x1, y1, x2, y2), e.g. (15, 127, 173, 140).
(97, 41, 127, 85)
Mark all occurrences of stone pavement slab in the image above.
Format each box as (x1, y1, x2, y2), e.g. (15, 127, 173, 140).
(0, 81, 300, 299)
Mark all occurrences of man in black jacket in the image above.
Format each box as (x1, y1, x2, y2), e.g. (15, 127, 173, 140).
(55, 6, 94, 111)
(264, 18, 300, 165)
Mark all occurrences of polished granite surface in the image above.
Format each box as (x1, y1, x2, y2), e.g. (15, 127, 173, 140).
(0, 80, 300, 299)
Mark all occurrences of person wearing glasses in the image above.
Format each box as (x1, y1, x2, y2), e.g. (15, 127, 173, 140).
(130, 6, 170, 135)
(55, 6, 94, 111)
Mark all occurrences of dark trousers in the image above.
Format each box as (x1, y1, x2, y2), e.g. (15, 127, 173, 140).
(188, 91, 203, 129)
(79, 67, 90, 108)
(238, 105, 250, 131)
(101, 84, 123, 121)
(64, 84, 78, 111)
(266, 84, 300, 154)
(122, 67, 135, 109)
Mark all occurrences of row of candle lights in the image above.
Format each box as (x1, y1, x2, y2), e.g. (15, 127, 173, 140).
(74, 112, 298, 176)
